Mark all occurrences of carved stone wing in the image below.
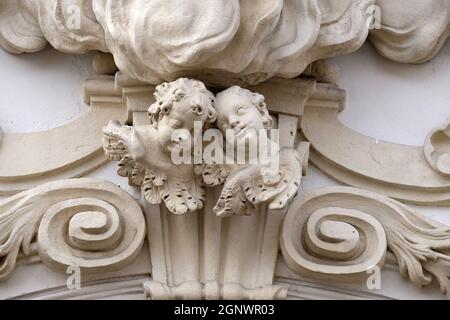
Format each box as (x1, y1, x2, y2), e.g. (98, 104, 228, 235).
(195, 163, 231, 187)
(102, 120, 147, 187)
(213, 148, 302, 217)
(243, 148, 302, 210)
(103, 120, 205, 215)
(102, 120, 132, 161)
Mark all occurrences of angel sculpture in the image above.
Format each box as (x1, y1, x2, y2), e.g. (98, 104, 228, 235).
(197, 86, 302, 217)
(103, 78, 216, 214)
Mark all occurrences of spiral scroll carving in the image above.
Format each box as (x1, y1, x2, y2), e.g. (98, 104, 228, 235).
(281, 187, 450, 297)
(424, 118, 450, 176)
(281, 193, 387, 282)
(0, 179, 146, 280)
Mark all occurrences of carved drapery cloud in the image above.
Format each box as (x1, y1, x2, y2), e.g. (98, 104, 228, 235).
(2, 0, 450, 85)
(92, 0, 326, 85)
(369, 0, 450, 64)
(0, 0, 107, 54)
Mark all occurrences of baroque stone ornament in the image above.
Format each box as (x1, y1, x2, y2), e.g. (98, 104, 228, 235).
(99, 76, 309, 299)
(0, 71, 127, 195)
(2, 0, 450, 299)
(142, 125, 307, 300)
(281, 186, 450, 298)
(3, 1, 450, 86)
(369, 0, 450, 64)
(143, 198, 290, 300)
(96, 74, 450, 299)
(424, 118, 450, 177)
(0, 0, 107, 54)
(301, 83, 450, 205)
(103, 78, 216, 215)
(199, 86, 303, 217)
(0, 178, 146, 281)
(104, 79, 305, 217)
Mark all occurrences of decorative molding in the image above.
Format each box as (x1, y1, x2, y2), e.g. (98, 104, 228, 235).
(281, 186, 450, 298)
(13, 275, 149, 300)
(0, 178, 146, 281)
(0, 73, 127, 196)
(275, 277, 393, 300)
(301, 83, 450, 205)
(424, 118, 450, 176)
(142, 189, 289, 300)
(98, 77, 308, 299)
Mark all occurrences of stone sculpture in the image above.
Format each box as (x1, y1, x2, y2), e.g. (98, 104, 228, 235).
(103, 79, 303, 217)
(1, 0, 450, 300)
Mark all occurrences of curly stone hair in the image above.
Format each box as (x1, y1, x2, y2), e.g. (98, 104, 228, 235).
(148, 78, 217, 128)
(215, 86, 272, 130)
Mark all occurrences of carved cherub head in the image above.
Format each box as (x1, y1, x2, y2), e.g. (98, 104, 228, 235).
(148, 78, 217, 152)
(215, 86, 272, 148)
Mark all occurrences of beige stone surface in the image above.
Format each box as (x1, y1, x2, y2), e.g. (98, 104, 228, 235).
(0, 178, 146, 281)
(281, 186, 450, 297)
(1, 1, 450, 301)
(302, 82, 450, 205)
(0, 73, 126, 195)
(424, 118, 450, 176)
(3, 1, 450, 86)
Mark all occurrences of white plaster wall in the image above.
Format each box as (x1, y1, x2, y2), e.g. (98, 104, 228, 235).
(0, 41, 449, 299)
(0, 47, 92, 134)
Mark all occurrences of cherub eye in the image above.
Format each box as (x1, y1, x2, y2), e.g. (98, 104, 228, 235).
(161, 104, 171, 114)
(235, 106, 247, 115)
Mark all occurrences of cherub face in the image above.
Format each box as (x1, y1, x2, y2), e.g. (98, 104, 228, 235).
(215, 93, 265, 147)
(156, 98, 204, 153)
